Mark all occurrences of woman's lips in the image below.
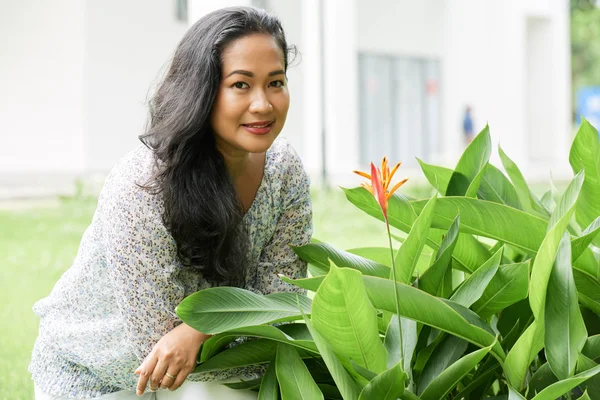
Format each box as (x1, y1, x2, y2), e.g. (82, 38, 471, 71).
(242, 121, 274, 135)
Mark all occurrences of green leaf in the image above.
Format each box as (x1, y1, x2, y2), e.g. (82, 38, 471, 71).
(447, 125, 492, 196)
(384, 314, 418, 372)
(199, 325, 318, 362)
(417, 158, 454, 195)
(572, 217, 600, 264)
(477, 164, 522, 209)
(258, 359, 279, 400)
(419, 215, 460, 296)
(343, 187, 491, 272)
(569, 118, 600, 245)
(545, 235, 588, 380)
(417, 335, 468, 394)
(583, 335, 600, 362)
(508, 386, 527, 399)
(449, 248, 502, 308)
(578, 390, 592, 400)
(193, 339, 277, 373)
(410, 197, 547, 254)
(498, 145, 549, 217)
(527, 362, 558, 398)
(472, 261, 529, 318)
(531, 364, 600, 400)
(465, 164, 486, 198)
(394, 196, 437, 283)
(361, 275, 505, 361)
(312, 265, 388, 373)
(275, 344, 324, 400)
(574, 269, 600, 315)
(302, 315, 362, 400)
(530, 170, 585, 320)
(419, 342, 494, 400)
(292, 243, 390, 278)
(347, 247, 394, 268)
(280, 275, 324, 292)
(177, 288, 311, 334)
(504, 321, 544, 390)
(358, 362, 407, 400)
(576, 354, 600, 400)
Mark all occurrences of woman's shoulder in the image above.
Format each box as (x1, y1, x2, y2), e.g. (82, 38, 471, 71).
(97, 144, 160, 210)
(267, 136, 307, 181)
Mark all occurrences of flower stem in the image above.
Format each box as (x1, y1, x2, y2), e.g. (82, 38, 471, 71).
(386, 219, 405, 366)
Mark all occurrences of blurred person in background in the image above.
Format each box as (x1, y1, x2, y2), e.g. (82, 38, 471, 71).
(463, 105, 475, 144)
(28, 6, 311, 400)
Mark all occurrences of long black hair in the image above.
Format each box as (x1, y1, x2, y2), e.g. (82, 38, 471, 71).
(139, 7, 292, 286)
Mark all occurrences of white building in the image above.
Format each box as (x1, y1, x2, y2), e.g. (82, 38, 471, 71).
(0, 0, 572, 197)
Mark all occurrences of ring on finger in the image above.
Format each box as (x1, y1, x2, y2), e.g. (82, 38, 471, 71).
(165, 372, 177, 380)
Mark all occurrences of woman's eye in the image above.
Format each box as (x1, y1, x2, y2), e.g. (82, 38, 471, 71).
(232, 82, 249, 89)
(269, 80, 285, 88)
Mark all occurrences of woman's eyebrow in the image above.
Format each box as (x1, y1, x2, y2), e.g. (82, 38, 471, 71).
(225, 69, 285, 78)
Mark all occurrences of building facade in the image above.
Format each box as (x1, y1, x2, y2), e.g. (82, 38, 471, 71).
(0, 0, 572, 197)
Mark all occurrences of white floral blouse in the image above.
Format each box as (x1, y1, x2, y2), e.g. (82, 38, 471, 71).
(29, 137, 312, 398)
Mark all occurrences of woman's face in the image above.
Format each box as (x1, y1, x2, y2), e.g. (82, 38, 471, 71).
(210, 34, 289, 156)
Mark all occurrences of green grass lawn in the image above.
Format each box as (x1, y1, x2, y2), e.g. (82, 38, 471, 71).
(0, 186, 410, 400)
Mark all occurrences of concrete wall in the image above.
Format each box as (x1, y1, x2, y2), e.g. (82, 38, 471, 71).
(0, 0, 85, 174)
(83, 0, 188, 171)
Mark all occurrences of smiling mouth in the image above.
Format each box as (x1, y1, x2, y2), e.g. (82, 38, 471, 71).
(242, 121, 274, 128)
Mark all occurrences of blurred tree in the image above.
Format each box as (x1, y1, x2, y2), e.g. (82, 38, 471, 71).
(571, 0, 600, 111)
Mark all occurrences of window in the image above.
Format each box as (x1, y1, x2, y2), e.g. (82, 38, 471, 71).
(358, 54, 441, 166)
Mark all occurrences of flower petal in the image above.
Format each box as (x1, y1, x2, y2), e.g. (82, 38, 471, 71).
(370, 163, 388, 219)
(388, 162, 402, 183)
(386, 178, 409, 199)
(353, 170, 372, 180)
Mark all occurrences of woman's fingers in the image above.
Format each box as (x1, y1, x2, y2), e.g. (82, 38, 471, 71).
(160, 368, 179, 389)
(169, 367, 191, 391)
(135, 355, 158, 395)
(149, 360, 169, 391)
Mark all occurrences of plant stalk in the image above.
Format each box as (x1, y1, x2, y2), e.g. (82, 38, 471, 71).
(386, 219, 405, 365)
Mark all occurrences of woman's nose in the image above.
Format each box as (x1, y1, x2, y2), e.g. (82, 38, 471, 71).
(249, 92, 273, 114)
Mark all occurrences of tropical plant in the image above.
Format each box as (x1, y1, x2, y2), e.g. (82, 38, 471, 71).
(176, 120, 600, 399)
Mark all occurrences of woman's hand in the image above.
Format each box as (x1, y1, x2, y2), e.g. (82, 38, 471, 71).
(135, 323, 211, 395)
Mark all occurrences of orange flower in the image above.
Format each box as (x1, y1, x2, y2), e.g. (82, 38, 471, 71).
(353, 157, 408, 219)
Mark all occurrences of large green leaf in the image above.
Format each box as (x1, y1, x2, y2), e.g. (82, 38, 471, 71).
(530, 170, 585, 320)
(477, 164, 522, 209)
(569, 118, 600, 245)
(472, 261, 529, 318)
(419, 215, 460, 296)
(545, 235, 587, 380)
(276, 344, 324, 400)
(358, 362, 407, 400)
(292, 243, 390, 278)
(410, 197, 547, 253)
(504, 321, 544, 390)
(347, 247, 394, 267)
(572, 217, 600, 265)
(417, 158, 454, 195)
(343, 187, 491, 272)
(531, 364, 600, 400)
(394, 196, 437, 283)
(199, 325, 318, 362)
(576, 354, 600, 400)
(302, 315, 362, 400)
(417, 335, 468, 394)
(574, 269, 600, 314)
(449, 248, 502, 308)
(193, 339, 277, 373)
(509, 386, 527, 399)
(384, 314, 417, 374)
(312, 265, 388, 373)
(447, 125, 492, 196)
(284, 273, 505, 361)
(419, 342, 494, 400)
(258, 359, 279, 400)
(498, 145, 549, 218)
(583, 335, 600, 362)
(527, 362, 558, 398)
(361, 275, 505, 361)
(177, 288, 311, 334)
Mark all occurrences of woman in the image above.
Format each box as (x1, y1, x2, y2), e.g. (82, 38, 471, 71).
(29, 6, 311, 399)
